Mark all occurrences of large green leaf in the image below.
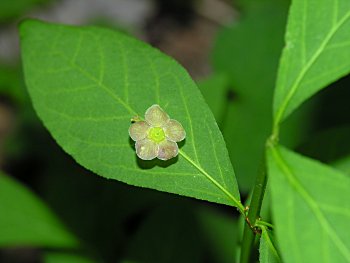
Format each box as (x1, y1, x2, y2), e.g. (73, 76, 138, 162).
(19, 20, 241, 208)
(0, 172, 77, 247)
(267, 146, 350, 263)
(273, 0, 350, 126)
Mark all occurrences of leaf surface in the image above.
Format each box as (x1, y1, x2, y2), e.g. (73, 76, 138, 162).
(0, 172, 77, 247)
(267, 146, 350, 263)
(274, 0, 350, 125)
(259, 226, 281, 263)
(20, 20, 241, 208)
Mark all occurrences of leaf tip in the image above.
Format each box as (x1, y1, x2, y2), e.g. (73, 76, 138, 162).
(18, 18, 44, 37)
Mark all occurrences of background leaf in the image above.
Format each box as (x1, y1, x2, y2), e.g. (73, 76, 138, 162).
(259, 226, 281, 263)
(0, 65, 26, 105)
(0, 171, 77, 247)
(273, 0, 350, 125)
(0, 0, 47, 21)
(44, 252, 96, 263)
(123, 204, 203, 263)
(20, 20, 241, 208)
(209, 1, 290, 192)
(267, 146, 350, 263)
(196, 207, 238, 263)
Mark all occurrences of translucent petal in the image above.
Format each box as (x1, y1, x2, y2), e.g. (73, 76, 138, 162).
(145, 104, 169, 127)
(157, 140, 178, 160)
(129, 121, 150, 141)
(135, 138, 159, 160)
(163, 119, 186, 142)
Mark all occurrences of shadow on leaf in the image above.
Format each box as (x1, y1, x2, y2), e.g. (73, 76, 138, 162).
(130, 139, 186, 169)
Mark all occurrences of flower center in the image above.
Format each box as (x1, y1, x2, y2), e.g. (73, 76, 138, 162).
(148, 127, 166, 143)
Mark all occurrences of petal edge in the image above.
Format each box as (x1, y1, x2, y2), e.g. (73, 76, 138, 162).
(163, 119, 186, 142)
(135, 138, 159, 160)
(129, 121, 150, 141)
(145, 104, 169, 127)
(158, 140, 178, 160)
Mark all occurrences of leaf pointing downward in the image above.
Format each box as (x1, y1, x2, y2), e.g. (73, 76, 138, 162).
(20, 20, 242, 209)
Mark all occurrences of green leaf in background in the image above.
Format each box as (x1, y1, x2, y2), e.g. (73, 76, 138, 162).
(0, 65, 26, 105)
(259, 226, 281, 263)
(0, 0, 47, 21)
(267, 146, 350, 263)
(20, 20, 242, 209)
(273, 0, 350, 126)
(233, 0, 290, 11)
(0, 171, 78, 247)
(210, 1, 289, 191)
(197, 207, 238, 263)
(197, 73, 231, 127)
(123, 205, 203, 263)
(44, 252, 96, 263)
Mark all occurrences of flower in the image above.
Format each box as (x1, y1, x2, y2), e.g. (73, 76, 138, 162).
(129, 104, 186, 160)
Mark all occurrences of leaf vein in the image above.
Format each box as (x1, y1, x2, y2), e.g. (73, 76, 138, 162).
(59, 51, 137, 116)
(114, 38, 129, 103)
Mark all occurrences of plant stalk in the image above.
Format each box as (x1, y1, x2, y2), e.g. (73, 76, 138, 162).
(240, 152, 268, 263)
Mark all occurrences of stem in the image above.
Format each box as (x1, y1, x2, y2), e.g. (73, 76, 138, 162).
(240, 152, 268, 263)
(255, 220, 274, 229)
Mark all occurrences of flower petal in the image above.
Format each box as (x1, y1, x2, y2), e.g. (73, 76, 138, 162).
(163, 119, 186, 142)
(145, 104, 169, 127)
(135, 138, 159, 160)
(157, 140, 178, 160)
(129, 121, 150, 141)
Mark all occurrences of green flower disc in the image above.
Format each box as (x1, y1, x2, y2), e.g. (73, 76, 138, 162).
(148, 127, 166, 143)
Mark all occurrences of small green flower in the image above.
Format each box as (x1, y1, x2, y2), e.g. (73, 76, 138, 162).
(129, 104, 186, 160)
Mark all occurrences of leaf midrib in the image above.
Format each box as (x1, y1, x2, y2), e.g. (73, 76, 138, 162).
(179, 151, 242, 210)
(270, 146, 350, 260)
(274, 10, 350, 126)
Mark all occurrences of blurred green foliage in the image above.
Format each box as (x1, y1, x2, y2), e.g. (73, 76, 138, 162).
(0, 65, 26, 105)
(0, 0, 48, 22)
(0, 172, 78, 247)
(201, 0, 290, 192)
(44, 252, 96, 263)
(0, 0, 350, 262)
